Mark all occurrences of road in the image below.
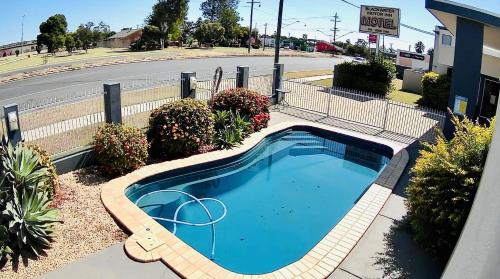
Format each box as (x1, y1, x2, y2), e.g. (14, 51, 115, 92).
(0, 56, 346, 108)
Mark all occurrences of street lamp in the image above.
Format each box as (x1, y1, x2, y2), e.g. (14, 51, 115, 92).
(316, 29, 333, 43)
(20, 15, 25, 54)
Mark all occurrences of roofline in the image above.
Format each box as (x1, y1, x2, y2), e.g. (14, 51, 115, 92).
(425, 0, 500, 28)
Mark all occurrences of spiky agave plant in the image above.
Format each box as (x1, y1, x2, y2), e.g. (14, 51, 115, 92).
(1, 143, 49, 195)
(0, 144, 59, 257)
(3, 186, 59, 256)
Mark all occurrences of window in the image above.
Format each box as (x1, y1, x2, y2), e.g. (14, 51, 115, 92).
(442, 34, 452, 46)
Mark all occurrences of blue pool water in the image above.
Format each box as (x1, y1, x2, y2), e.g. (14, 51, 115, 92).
(126, 129, 390, 274)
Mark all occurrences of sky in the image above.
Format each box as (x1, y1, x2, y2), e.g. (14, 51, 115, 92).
(1, 0, 499, 52)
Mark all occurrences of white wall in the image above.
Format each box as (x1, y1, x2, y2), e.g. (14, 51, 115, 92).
(432, 27, 455, 74)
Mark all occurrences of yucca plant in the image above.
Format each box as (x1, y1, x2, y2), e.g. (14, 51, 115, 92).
(3, 186, 59, 256)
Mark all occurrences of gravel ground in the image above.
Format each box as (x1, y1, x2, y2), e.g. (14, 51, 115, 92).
(0, 169, 127, 279)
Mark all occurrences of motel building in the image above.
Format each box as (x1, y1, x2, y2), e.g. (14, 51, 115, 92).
(425, 1, 500, 278)
(426, 0, 499, 132)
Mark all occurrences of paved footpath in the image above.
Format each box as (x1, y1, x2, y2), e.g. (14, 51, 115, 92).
(39, 112, 442, 279)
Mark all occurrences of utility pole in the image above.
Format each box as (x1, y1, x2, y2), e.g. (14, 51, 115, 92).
(247, 0, 260, 54)
(20, 15, 25, 54)
(263, 23, 267, 51)
(274, 0, 284, 63)
(331, 12, 340, 43)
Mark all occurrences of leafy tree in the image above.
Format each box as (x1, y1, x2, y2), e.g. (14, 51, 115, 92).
(146, 0, 189, 49)
(141, 25, 162, 50)
(74, 24, 93, 48)
(181, 20, 196, 45)
(75, 38, 82, 49)
(355, 38, 367, 48)
(200, 0, 239, 21)
(219, 7, 240, 44)
(37, 14, 68, 53)
(194, 20, 225, 46)
(345, 39, 351, 45)
(65, 34, 75, 53)
(415, 41, 425, 53)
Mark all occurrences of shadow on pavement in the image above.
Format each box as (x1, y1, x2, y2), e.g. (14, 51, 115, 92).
(373, 218, 444, 279)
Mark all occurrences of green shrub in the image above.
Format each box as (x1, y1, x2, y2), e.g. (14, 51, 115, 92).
(212, 88, 270, 132)
(93, 124, 149, 176)
(418, 72, 451, 110)
(25, 144, 59, 197)
(213, 110, 251, 149)
(333, 59, 395, 96)
(406, 115, 496, 264)
(0, 144, 60, 258)
(148, 99, 215, 158)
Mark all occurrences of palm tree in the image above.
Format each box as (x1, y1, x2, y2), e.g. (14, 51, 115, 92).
(415, 41, 425, 53)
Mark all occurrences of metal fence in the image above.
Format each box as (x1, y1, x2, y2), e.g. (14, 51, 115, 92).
(18, 86, 105, 155)
(2, 65, 446, 157)
(282, 80, 446, 142)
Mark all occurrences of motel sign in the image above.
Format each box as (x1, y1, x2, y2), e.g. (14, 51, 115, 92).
(359, 5, 400, 37)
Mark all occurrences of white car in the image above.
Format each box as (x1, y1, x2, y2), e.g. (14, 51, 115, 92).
(352, 56, 367, 63)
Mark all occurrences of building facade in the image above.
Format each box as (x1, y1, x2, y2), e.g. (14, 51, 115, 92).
(104, 28, 142, 48)
(0, 40, 39, 57)
(427, 0, 499, 128)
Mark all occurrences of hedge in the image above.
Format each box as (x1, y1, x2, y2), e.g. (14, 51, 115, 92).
(333, 59, 396, 96)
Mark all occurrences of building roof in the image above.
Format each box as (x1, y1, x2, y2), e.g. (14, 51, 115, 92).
(426, 0, 500, 60)
(108, 28, 141, 40)
(426, 0, 500, 28)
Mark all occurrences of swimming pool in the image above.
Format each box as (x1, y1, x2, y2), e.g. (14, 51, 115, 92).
(126, 128, 391, 274)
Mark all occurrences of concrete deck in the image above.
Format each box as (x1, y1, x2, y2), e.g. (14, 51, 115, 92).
(39, 111, 443, 279)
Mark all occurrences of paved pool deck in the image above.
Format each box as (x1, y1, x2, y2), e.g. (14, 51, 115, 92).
(39, 111, 443, 279)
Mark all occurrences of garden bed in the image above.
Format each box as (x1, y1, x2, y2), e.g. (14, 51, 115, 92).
(0, 169, 127, 279)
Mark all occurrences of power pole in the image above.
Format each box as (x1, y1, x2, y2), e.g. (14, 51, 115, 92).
(247, 0, 260, 54)
(263, 23, 268, 51)
(274, 0, 284, 63)
(20, 15, 25, 54)
(331, 12, 340, 43)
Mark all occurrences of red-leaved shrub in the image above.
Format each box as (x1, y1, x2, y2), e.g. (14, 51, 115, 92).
(212, 88, 270, 131)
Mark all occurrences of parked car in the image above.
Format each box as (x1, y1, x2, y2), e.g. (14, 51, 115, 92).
(352, 56, 367, 63)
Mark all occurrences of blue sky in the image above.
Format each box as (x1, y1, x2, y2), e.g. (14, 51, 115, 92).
(1, 0, 498, 51)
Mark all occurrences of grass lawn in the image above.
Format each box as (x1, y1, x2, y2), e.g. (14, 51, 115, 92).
(308, 78, 333, 87)
(308, 78, 422, 105)
(0, 47, 326, 75)
(389, 79, 422, 105)
(284, 69, 333, 79)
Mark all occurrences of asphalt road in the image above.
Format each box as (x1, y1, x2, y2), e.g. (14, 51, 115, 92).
(0, 56, 346, 107)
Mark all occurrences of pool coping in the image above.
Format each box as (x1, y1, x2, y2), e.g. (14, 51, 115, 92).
(101, 121, 408, 279)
